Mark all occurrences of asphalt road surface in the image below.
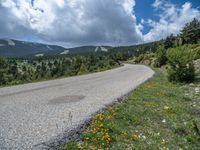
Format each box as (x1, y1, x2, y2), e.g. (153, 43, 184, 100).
(0, 64, 154, 149)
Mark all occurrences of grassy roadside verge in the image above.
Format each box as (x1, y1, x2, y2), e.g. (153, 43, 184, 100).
(64, 68, 200, 150)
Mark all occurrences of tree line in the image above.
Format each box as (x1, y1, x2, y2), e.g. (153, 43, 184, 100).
(0, 53, 119, 86)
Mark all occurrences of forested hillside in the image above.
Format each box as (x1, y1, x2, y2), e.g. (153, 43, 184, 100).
(0, 38, 159, 86)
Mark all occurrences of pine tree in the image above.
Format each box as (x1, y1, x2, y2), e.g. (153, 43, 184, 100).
(181, 18, 200, 44)
(164, 34, 175, 49)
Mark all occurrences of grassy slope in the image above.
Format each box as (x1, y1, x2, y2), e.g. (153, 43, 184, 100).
(64, 69, 200, 150)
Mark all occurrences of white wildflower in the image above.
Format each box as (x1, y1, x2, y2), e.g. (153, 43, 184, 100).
(164, 106, 169, 110)
(142, 135, 146, 139)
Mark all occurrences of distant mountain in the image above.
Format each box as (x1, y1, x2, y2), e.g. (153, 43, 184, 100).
(0, 39, 112, 58)
(0, 39, 65, 57)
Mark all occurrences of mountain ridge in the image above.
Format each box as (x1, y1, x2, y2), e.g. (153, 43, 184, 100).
(0, 39, 112, 58)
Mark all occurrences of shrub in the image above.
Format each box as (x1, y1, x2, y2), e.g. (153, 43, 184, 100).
(154, 45, 167, 67)
(166, 46, 195, 83)
(0, 57, 8, 85)
(194, 46, 200, 60)
(134, 54, 144, 63)
(77, 63, 88, 75)
(134, 53, 155, 66)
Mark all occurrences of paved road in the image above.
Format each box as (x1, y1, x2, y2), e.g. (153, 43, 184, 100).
(0, 64, 154, 149)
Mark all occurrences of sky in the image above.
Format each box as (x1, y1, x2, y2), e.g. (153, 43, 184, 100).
(0, 0, 200, 47)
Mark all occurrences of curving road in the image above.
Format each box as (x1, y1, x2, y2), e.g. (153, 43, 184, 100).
(0, 64, 154, 149)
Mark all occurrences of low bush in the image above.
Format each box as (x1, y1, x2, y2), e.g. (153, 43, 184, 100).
(134, 53, 155, 66)
(167, 46, 195, 83)
(194, 46, 200, 60)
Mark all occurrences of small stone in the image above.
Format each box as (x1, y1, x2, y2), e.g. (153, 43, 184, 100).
(189, 83, 194, 87)
(185, 93, 189, 96)
(195, 87, 199, 93)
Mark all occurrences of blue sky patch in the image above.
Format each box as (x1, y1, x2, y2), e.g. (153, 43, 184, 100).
(135, 0, 200, 34)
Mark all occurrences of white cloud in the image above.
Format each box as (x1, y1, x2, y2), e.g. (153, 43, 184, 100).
(152, 0, 162, 9)
(144, 0, 200, 42)
(2, 0, 199, 46)
(0, 0, 143, 46)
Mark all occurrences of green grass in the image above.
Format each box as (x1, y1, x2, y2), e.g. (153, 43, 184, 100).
(64, 68, 200, 150)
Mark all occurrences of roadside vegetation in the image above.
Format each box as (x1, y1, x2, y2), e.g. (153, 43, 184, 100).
(133, 18, 200, 83)
(64, 69, 200, 149)
(64, 18, 200, 149)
